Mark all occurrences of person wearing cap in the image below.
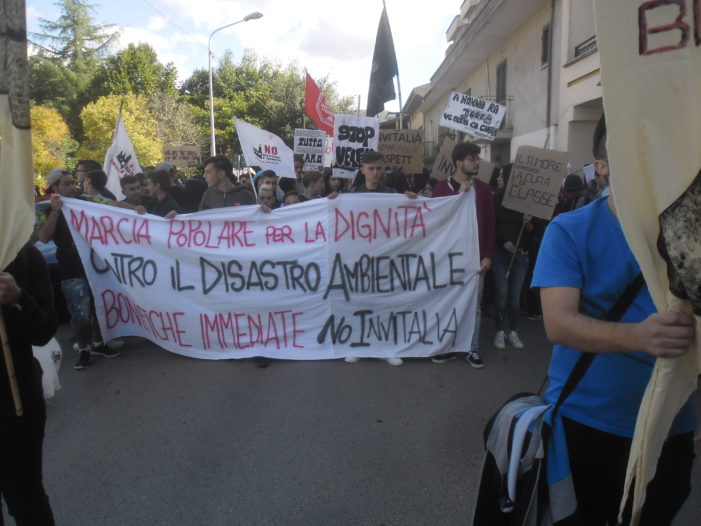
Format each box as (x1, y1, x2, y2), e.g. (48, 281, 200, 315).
(36, 169, 138, 369)
(553, 173, 586, 217)
(199, 156, 255, 211)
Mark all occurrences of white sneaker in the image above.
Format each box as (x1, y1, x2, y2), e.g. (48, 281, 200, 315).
(494, 330, 506, 349)
(344, 356, 359, 363)
(507, 330, 524, 349)
(384, 357, 403, 366)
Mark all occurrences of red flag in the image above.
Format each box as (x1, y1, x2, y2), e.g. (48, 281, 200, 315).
(305, 73, 334, 136)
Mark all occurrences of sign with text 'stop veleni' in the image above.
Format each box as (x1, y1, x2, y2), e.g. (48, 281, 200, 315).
(439, 91, 506, 142)
(332, 114, 380, 179)
(61, 193, 480, 360)
(499, 146, 568, 220)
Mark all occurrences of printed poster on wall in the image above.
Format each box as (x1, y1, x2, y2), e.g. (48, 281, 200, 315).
(439, 91, 506, 142)
(61, 193, 480, 361)
(332, 114, 380, 179)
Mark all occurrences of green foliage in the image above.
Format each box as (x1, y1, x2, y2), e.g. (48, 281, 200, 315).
(78, 94, 162, 166)
(31, 105, 78, 177)
(181, 49, 354, 155)
(85, 43, 177, 101)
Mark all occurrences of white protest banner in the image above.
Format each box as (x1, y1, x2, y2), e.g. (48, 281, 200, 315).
(332, 113, 380, 179)
(293, 129, 326, 172)
(164, 144, 201, 169)
(236, 118, 295, 179)
(379, 130, 424, 173)
(429, 137, 457, 181)
(61, 193, 479, 360)
(439, 91, 506, 142)
(594, 2, 701, 522)
(476, 159, 496, 184)
(499, 146, 568, 220)
(103, 115, 142, 201)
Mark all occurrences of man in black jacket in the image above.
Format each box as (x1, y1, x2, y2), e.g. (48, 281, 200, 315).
(0, 242, 58, 525)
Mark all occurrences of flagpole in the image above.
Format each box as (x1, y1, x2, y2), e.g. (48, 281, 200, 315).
(0, 314, 22, 416)
(383, 1, 403, 130)
(357, 95, 361, 116)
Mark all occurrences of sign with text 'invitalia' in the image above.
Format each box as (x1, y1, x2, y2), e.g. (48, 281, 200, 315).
(379, 130, 424, 173)
(429, 138, 457, 181)
(62, 194, 479, 360)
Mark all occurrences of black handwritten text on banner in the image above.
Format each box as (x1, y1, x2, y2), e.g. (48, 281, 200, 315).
(439, 91, 506, 142)
(62, 194, 480, 360)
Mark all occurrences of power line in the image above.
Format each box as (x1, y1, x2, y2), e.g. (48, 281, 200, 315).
(139, 0, 208, 51)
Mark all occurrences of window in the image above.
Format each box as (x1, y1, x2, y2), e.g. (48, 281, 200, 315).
(496, 60, 507, 104)
(541, 24, 551, 66)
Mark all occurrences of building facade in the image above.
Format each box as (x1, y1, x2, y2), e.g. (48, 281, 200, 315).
(405, 0, 603, 172)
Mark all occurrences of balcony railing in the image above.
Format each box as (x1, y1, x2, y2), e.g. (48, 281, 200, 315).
(574, 36, 597, 58)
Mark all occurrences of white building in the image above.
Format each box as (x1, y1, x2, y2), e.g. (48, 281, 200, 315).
(405, 0, 603, 172)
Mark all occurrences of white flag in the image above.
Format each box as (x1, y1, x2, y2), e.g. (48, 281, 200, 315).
(235, 118, 295, 179)
(103, 115, 142, 200)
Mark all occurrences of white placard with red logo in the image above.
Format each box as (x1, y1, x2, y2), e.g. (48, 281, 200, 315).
(236, 118, 295, 179)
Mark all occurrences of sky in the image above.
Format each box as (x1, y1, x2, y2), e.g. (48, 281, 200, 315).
(25, 0, 458, 113)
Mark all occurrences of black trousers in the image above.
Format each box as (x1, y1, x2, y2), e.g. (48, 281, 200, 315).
(562, 417, 694, 526)
(0, 403, 55, 526)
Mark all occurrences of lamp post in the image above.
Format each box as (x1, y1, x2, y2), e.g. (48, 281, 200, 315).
(208, 12, 263, 157)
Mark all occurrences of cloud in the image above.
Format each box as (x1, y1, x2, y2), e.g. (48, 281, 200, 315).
(147, 16, 168, 32)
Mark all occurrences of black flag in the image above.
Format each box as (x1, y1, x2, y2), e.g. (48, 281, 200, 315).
(366, 6, 398, 117)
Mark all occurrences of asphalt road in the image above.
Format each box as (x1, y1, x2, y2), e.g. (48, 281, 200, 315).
(5, 317, 700, 525)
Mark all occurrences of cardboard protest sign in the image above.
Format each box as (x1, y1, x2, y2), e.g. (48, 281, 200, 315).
(164, 144, 201, 168)
(378, 130, 424, 173)
(439, 91, 506, 142)
(294, 129, 326, 172)
(429, 137, 457, 181)
(499, 146, 568, 220)
(476, 159, 496, 184)
(61, 194, 479, 360)
(332, 114, 380, 179)
(103, 115, 142, 201)
(236, 118, 295, 179)
(594, 2, 701, 522)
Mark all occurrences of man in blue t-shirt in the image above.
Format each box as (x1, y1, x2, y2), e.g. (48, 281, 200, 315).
(531, 115, 696, 525)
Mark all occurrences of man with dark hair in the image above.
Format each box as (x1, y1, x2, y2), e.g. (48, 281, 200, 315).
(431, 142, 495, 368)
(75, 159, 116, 200)
(294, 154, 305, 180)
(350, 151, 394, 193)
(156, 161, 186, 206)
(300, 171, 325, 201)
(344, 151, 416, 366)
(120, 174, 143, 206)
(145, 170, 180, 217)
(531, 114, 696, 524)
(1, 242, 58, 525)
(37, 170, 122, 369)
(199, 155, 255, 210)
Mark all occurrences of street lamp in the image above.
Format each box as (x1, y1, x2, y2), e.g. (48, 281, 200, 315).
(208, 12, 263, 156)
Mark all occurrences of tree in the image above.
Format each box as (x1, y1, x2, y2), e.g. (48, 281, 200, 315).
(31, 105, 78, 178)
(85, 43, 178, 101)
(78, 94, 162, 167)
(29, 0, 120, 136)
(147, 92, 208, 152)
(181, 50, 354, 155)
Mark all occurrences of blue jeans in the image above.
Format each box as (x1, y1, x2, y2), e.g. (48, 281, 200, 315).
(60, 277, 92, 327)
(492, 246, 529, 332)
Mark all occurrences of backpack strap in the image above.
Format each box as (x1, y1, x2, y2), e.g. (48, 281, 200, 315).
(553, 272, 645, 411)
